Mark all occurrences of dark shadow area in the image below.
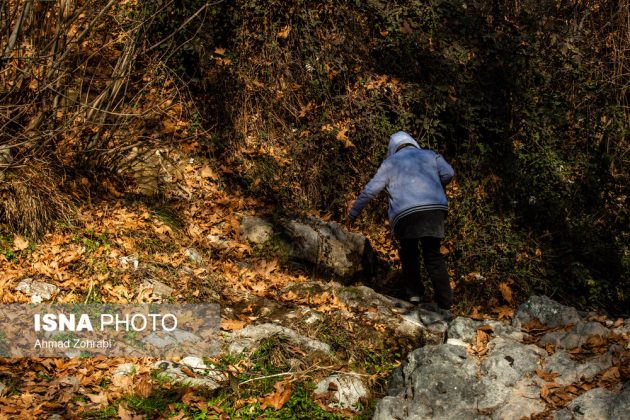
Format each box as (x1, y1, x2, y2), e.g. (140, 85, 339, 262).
(178, 0, 628, 315)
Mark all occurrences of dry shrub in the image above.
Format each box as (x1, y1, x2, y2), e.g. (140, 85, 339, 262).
(0, 1, 205, 233)
(0, 164, 73, 237)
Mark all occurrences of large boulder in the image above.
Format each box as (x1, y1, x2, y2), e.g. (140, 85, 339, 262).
(283, 218, 375, 279)
(240, 216, 375, 280)
(512, 295, 581, 329)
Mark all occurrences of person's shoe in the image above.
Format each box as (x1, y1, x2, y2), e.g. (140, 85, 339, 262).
(408, 295, 421, 304)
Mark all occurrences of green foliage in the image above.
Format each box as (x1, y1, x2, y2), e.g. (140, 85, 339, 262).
(73, 230, 111, 253)
(0, 229, 17, 262)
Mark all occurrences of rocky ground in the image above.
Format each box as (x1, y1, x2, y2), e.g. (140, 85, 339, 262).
(0, 159, 628, 418)
(375, 295, 630, 419)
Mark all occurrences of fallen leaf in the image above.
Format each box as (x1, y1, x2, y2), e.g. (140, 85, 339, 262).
(182, 390, 208, 410)
(220, 319, 246, 331)
(87, 392, 108, 406)
(134, 376, 152, 398)
(475, 328, 491, 354)
(118, 403, 143, 420)
(599, 366, 620, 382)
(259, 380, 292, 410)
(200, 166, 216, 179)
(214, 47, 226, 55)
(13, 235, 29, 251)
(498, 282, 514, 304)
(491, 305, 515, 320)
(536, 368, 561, 382)
(277, 26, 291, 39)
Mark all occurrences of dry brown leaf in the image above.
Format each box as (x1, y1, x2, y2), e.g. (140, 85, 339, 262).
(259, 380, 293, 410)
(182, 390, 208, 410)
(522, 319, 550, 332)
(118, 403, 143, 420)
(491, 305, 515, 320)
(475, 328, 491, 353)
(599, 366, 620, 382)
(498, 282, 514, 304)
(336, 127, 354, 148)
(13, 235, 29, 251)
(566, 385, 580, 394)
(112, 374, 133, 389)
(536, 368, 561, 382)
(220, 319, 246, 331)
(277, 26, 291, 39)
(585, 334, 607, 348)
(134, 377, 152, 398)
(200, 166, 216, 179)
(86, 392, 108, 407)
(20, 392, 34, 405)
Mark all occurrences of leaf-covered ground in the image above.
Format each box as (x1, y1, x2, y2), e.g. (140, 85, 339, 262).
(0, 153, 628, 418)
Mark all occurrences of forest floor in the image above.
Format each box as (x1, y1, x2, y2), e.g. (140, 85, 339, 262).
(0, 153, 627, 419)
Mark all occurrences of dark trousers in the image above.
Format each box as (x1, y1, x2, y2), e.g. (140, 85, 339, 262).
(399, 237, 453, 309)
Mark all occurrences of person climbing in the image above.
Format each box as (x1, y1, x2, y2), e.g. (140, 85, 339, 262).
(348, 131, 455, 309)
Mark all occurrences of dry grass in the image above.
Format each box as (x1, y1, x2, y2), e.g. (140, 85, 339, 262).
(0, 163, 74, 237)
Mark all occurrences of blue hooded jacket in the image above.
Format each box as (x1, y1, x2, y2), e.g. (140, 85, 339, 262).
(349, 131, 454, 228)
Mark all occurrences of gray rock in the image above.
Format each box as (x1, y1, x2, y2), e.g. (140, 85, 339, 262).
(448, 317, 482, 344)
(513, 295, 582, 329)
(119, 255, 139, 270)
(447, 318, 525, 347)
(540, 321, 610, 350)
(481, 337, 546, 383)
(612, 319, 630, 337)
(141, 278, 174, 299)
(492, 385, 546, 420)
(375, 296, 623, 420)
(227, 323, 330, 354)
(395, 312, 429, 341)
(314, 374, 368, 412)
(153, 360, 225, 389)
(184, 247, 203, 264)
(0, 381, 6, 397)
(610, 383, 630, 419)
(15, 277, 59, 302)
(543, 350, 613, 386)
(180, 356, 208, 373)
(336, 285, 410, 312)
(554, 388, 614, 420)
(240, 216, 274, 244)
(479, 337, 546, 412)
(373, 344, 482, 420)
(283, 218, 374, 278)
(483, 320, 526, 342)
(114, 363, 137, 376)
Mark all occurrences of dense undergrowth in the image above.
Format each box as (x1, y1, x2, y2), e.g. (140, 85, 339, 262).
(1, 0, 628, 314)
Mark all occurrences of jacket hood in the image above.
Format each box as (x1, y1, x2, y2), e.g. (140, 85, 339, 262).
(387, 131, 420, 157)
